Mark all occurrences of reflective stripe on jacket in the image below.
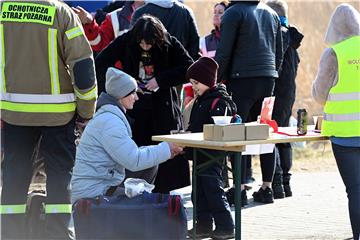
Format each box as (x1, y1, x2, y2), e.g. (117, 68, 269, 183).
(0, 203, 72, 214)
(322, 36, 360, 137)
(0, 0, 97, 126)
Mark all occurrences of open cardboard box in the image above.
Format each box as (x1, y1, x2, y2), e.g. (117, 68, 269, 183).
(203, 123, 269, 141)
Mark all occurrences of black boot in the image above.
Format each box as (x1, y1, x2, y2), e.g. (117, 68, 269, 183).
(188, 223, 213, 238)
(272, 173, 285, 199)
(283, 174, 292, 197)
(252, 187, 274, 204)
(225, 187, 248, 207)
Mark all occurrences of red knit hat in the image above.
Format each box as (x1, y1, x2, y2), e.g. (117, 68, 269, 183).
(186, 57, 219, 88)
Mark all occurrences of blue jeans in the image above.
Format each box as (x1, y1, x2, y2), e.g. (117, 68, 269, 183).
(332, 143, 360, 240)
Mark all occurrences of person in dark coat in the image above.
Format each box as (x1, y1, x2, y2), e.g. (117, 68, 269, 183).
(130, 0, 200, 104)
(266, 0, 304, 199)
(215, 0, 283, 205)
(95, 15, 194, 193)
(130, 0, 200, 61)
(186, 57, 237, 239)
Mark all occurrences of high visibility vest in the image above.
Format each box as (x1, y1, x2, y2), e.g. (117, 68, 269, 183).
(322, 36, 360, 137)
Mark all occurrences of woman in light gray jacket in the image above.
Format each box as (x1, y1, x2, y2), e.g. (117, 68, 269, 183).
(71, 68, 182, 203)
(312, 4, 359, 239)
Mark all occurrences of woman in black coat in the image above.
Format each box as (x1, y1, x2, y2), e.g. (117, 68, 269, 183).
(95, 15, 193, 193)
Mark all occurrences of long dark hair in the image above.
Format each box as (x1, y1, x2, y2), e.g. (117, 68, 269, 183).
(131, 15, 167, 49)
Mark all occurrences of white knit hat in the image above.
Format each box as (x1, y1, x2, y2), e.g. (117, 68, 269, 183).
(105, 68, 137, 99)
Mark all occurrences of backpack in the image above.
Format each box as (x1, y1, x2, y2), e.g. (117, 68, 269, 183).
(210, 96, 241, 123)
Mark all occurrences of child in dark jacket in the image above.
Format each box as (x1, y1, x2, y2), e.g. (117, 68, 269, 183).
(186, 57, 237, 240)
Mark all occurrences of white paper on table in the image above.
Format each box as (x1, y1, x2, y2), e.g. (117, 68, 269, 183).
(242, 144, 275, 155)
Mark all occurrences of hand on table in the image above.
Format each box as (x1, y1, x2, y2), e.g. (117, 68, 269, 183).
(167, 142, 183, 159)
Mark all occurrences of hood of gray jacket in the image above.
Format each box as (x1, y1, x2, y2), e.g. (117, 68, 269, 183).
(325, 3, 360, 45)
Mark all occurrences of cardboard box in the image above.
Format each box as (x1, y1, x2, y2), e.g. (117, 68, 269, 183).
(245, 123, 269, 140)
(203, 123, 269, 141)
(203, 123, 245, 141)
(203, 124, 214, 140)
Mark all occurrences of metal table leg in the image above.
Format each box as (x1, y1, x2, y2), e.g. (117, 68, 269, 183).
(192, 149, 197, 240)
(234, 152, 242, 240)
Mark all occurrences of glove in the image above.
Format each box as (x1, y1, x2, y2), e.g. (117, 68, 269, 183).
(231, 114, 242, 123)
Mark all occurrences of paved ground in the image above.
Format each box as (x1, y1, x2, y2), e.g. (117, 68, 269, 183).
(6, 141, 354, 240)
(177, 171, 353, 240)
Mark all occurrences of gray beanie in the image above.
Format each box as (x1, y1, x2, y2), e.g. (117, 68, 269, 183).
(105, 67, 137, 99)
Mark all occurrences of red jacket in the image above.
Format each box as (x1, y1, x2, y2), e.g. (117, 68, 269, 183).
(83, 2, 133, 52)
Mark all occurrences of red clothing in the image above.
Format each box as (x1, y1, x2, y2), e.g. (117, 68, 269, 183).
(83, 3, 133, 52)
(83, 16, 115, 52)
(183, 83, 194, 98)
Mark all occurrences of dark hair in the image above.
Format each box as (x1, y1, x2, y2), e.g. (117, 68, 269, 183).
(266, 0, 288, 17)
(131, 15, 166, 48)
(124, 88, 137, 97)
(215, 1, 229, 10)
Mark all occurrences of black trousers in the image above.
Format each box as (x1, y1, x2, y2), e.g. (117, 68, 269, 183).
(228, 77, 276, 183)
(1, 120, 75, 239)
(272, 95, 294, 178)
(274, 143, 292, 178)
(193, 158, 234, 231)
(332, 143, 360, 240)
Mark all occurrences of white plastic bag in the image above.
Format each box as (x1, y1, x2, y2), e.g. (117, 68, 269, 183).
(124, 178, 155, 198)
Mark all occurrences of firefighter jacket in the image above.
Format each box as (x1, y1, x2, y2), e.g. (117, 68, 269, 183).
(0, 0, 97, 126)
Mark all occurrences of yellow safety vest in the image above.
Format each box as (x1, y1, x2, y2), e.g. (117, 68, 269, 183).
(322, 36, 360, 137)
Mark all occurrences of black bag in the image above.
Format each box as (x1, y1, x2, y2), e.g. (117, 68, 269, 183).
(26, 190, 46, 239)
(73, 192, 187, 240)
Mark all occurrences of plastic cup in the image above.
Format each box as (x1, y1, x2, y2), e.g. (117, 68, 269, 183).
(212, 116, 232, 125)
